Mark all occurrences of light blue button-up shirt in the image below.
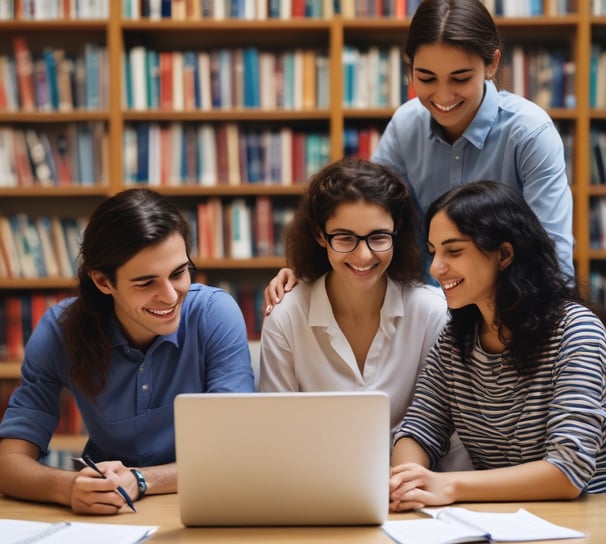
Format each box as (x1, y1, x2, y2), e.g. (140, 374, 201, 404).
(373, 80, 574, 278)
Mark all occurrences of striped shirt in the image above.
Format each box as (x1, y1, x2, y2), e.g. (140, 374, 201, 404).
(394, 303, 606, 493)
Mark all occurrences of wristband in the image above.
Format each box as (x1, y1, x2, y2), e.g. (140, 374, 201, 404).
(130, 468, 147, 500)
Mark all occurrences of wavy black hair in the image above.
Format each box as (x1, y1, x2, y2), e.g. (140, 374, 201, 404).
(425, 180, 602, 374)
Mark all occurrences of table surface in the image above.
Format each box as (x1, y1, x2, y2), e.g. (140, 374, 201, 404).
(2, 492, 605, 543)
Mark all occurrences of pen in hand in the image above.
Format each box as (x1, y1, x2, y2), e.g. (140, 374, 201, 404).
(72, 455, 137, 512)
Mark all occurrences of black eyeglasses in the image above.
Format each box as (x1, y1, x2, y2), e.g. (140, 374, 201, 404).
(322, 230, 397, 253)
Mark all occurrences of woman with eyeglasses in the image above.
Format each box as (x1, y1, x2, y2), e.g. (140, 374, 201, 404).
(259, 157, 472, 470)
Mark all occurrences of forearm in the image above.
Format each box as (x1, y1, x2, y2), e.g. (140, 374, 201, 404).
(446, 460, 580, 502)
(0, 439, 77, 506)
(134, 462, 177, 496)
(392, 437, 430, 468)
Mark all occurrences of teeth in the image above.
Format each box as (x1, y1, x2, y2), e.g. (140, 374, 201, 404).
(147, 307, 174, 315)
(442, 279, 462, 289)
(434, 102, 459, 112)
(351, 264, 374, 272)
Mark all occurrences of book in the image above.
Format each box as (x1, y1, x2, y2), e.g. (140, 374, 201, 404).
(2, 519, 157, 544)
(382, 507, 585, 544)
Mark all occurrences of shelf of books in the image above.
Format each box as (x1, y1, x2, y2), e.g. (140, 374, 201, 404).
(0, 0, 602, 443)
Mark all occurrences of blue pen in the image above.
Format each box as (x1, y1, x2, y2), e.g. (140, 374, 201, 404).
(72, 455, 137, 512)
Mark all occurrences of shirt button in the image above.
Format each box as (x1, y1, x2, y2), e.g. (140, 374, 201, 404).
(455, 155, 460, 160)
(142, 384, 149, 391)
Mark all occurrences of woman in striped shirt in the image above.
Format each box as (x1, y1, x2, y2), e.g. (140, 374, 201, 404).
(390, 180, 606, 512)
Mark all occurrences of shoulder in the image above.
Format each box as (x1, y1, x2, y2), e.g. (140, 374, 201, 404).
(401, 283, 447, 311)
(182, 283, 242, 317)
(559, 302, 606, 336)
(263, 281, 313, 324)
(496, 89, 555, 130)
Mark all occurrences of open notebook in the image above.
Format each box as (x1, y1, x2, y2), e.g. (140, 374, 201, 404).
(174, 391, 390, 526)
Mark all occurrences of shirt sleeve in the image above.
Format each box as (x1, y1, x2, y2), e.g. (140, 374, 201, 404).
(392, 332, 456, 469)
(258, 309, 299, 392)
(544, 307, 606, 490)
(201, 290, 255, 392)
(0, 306, 67, 454)
(517, 121, 574, 278)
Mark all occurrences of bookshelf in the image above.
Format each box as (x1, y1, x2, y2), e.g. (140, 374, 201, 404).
(0, 1, 602, 435)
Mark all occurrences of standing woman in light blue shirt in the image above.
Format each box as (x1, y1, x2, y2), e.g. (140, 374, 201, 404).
(0, 188, 254, 515)
(263, 0, 574, 310)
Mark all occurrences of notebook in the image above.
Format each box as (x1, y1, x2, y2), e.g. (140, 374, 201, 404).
(174, 391, 390, 526)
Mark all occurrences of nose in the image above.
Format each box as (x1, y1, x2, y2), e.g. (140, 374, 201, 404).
(429, 255, 447, 278)
(354, 238, 374, 257)
(158, 279, 179, 303)
(434, 82, 455, 104)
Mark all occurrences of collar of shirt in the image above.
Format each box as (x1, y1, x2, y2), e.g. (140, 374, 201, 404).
(107, 312, 180, 352)
(429, 80, 498, 150)
(307, 274, 405, 328)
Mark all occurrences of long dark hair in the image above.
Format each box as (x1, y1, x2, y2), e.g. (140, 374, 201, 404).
(405, 0, 501, 71)
(286, 157, 422, 285)
(425, 180, 601, 374)
(60, 189, 191, 398)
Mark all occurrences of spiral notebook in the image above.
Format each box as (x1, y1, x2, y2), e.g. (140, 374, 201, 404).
(174, 391, 390, 526)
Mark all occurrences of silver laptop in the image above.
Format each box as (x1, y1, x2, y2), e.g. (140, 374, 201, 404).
(174, 391, 390, 526)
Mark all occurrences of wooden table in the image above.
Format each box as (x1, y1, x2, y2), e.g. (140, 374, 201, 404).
(2, 492, 605, 543)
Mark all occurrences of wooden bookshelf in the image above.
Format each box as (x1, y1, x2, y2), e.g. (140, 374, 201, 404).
(0, 1, 602, 433)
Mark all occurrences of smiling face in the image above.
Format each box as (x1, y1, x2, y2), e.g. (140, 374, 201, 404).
(318, 200, 394, 295)
(89, 232, 192, 350)
(428, 210, 512, 323)
(411, 43, 500, 142)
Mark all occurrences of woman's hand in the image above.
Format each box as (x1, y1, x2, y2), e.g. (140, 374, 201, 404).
(263, 267, 299, 315)
(389, 462, 455, 512)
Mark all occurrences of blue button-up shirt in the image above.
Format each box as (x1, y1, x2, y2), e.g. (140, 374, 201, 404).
(373, 80, 574, 278)
(0, 284, 255, 467)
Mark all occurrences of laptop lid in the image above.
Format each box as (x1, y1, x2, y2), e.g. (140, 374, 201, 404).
(174, 391, 390, 526)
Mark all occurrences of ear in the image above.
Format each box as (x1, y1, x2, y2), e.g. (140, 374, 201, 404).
(498, 242, 514, 271)
(89, 270, 113, 295)
(314, 227, 327, 248)
(487, 49, 501, 79)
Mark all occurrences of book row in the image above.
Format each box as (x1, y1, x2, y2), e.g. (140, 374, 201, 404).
(125, 46, 330, 112)
(1, 38, 108, 113)
(123, 122, 330, 186)
(590, 269, 606, 310)
(0, 123, 107, 187)
(342, 45, 407, 110)
(194, 196, 295, 260)
(0, 214, 86, 279)
(126, 0, 334, 19)
(124, 0, 576, 20)
(480, 0, 573, 16)
(0, 196, 296, 279)
(590, 44, 606, 110)
(498, 46, 575, 110)
(0, 290, 72, 360)
(591, 128, 606, 185)
(593, 0, 606, 15)
(589, 198, 606, 250)
(0, 0, 108, 19)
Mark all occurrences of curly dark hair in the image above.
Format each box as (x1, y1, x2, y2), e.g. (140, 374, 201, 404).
(425, 180, 603, 374)
(286, 157, 423, 285)
(60, 188, 191, 399)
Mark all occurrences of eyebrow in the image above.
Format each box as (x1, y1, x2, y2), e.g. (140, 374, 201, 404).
(414, 67, 474, 76)
(428, 237, 471, 248)
(128, 261, 191, 283)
